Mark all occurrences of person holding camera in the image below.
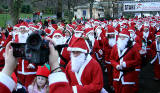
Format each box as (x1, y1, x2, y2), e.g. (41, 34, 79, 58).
(0, 36, 104, 93)
(110, 29, 141, 93)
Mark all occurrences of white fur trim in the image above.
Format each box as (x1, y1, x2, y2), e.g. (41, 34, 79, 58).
(20, 26, 28, 29)
(72, 86, 78, 93)
(101, 88, 108, 93)
(106, 32, 115, 35)
(119, 33, 129, 38)
(156, 35, 160, 37)
(0, 72, 16, 92)
(67, 47, 87, 53)
(122, 62, 126, 68)
(53, 33, 63, 37)
(86, 30, 94, 36)
(49, 72, 68, 85)
(75, 31, 83, 33)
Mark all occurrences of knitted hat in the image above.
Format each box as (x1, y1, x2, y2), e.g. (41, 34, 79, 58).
(36, 64, 50, 78)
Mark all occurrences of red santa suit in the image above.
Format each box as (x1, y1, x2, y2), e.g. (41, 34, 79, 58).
(103, 25, 117, 87)
(15, 23, 37, 88)
(110, 30, 141, 93)
(0, 72, 16, 93)
(65, 55, 104, 93)
(140, 26, 155, 62)
(150, 32, 160, 80)
(49, 37, 104, 93)
(84, 28, 103, 61)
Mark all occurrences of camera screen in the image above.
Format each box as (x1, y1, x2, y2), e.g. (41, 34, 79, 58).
(11, 43, 26, 58)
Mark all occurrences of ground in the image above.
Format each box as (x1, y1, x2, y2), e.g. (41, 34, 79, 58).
(139, 63, 160, 93)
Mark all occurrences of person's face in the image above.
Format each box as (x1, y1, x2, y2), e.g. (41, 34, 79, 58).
(1, 29, 6, 33)
(144, 28, 149, 33)
(107, 34, 115, 39)
(54, 35, 62, 39)
(72, 51, 82, 57)
(157, 36, 160, 42)
(65, 30, 71, 37)
(20, 27, 27, 34)
(36, 76, 47, 88)
(119, 35, 128, 40)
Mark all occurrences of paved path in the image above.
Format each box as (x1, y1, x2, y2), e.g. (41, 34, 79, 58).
(138, 64, 160, 93)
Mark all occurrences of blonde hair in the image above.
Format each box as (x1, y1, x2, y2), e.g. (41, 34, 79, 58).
(31, 76, 49, 93)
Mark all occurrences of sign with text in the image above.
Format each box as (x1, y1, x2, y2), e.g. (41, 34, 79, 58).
(124, 2, 160, 12)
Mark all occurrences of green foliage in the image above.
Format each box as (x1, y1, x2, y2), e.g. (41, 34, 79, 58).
(21, 5, 32, 13)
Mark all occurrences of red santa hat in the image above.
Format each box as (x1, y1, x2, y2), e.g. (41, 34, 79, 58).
(52, 29, 63, 37)
(45, 28, 53, 36)
(84, 28, 94, 36)
(20, 22, 29, 30)
(106, 25, 115, 35)
(128, 27, 135, 32)
(52, 24, 58, 30)
(74, 25, 84, 33)
(156, 32, 160, 37)
(36, 65, 50, 78)
(67, 37, 89, 53)
(119, 29, 130, 38)
(28, 22, 34, 26)
(72, 21, 77, 26)
(13, 24, 20, 30)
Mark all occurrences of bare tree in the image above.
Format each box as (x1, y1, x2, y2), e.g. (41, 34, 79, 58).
(89, 0, 94, 19)
(8, 0, 23, 25)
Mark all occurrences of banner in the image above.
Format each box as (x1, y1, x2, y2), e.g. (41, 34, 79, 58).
(124, 2, 160, 12)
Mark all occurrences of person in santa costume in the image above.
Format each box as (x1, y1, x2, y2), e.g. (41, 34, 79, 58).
(65, 37, 107, 93)
(15, 22, 37, 88)
(140, 26, 155, 63)
(84, 27, 102, 61)
(150, 32, 160, 81)
(28, 64, 50, 93)
(103, 25, 117, 91)
(110, 29, 141, 93)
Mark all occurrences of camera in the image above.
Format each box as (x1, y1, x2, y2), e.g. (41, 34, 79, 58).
(11, 31, 50, 65)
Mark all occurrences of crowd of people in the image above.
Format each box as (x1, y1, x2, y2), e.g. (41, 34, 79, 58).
(0, 16, 160, 93)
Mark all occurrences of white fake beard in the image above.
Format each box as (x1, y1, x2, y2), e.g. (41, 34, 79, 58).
(88, 35, 95, 46)
(109, 38, 116, 47)
(85, 24, 91, 29)
(18, 32, 28, 43)
(75, 33, 82, 38)
(117, 38, 129, 51)
(52, 37, 64, 45)
(63, 36, 70, 43)
(71, 53, 86, 73)
(96, 29, 102, 38)
(143, 31, 149, 39)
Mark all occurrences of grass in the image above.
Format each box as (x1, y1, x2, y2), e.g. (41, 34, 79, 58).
(0, 13, 54, 27)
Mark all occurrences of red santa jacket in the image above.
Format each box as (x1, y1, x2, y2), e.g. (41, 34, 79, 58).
(65, 55, 103, 93)
(150, 41, 160, 64)
(17, 59, 37, 75)
(110, 44, 141, 84)
(0, 72, 16, 93)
